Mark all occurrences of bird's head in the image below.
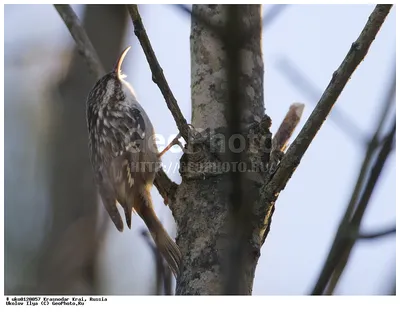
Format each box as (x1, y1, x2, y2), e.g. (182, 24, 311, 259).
(113, 45, 131, 81)
(87, 46, 134, 110)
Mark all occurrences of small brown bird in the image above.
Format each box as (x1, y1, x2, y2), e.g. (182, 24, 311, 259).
(86, 46, 181, 277)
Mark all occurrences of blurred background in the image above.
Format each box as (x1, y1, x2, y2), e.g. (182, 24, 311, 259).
(4, 4, 396, 295)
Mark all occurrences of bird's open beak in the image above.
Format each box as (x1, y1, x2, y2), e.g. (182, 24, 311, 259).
(113, 46, 131, 80)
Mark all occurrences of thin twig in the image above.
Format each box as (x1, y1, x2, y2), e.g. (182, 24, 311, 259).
(54, 4, 105, 78)
(341, 68, 395, 226)
(357, 226, 396, 239)
(313, 115, 396, 295)
(261, 4, 392, 242)
(312, 62, 396, 295)
(352, 122, 396, 228)
(369, 65, 396, 142)
(326, 116, 396, 294)
(54, 4, 178, 206)
(127, 5, 191, 142)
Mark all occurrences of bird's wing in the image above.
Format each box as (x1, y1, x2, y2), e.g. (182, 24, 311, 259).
(108, 153, 140, 230)
(97, 168, 124, 232)
(105, 105, 147, 229)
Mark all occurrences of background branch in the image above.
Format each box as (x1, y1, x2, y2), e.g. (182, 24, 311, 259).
(37, 4, 129, 294)
(312, 61, 396, 295)
(314, 116, 396, 295)
(357, 225, 396, 240)
(127, 5, 191, 142)
(323, 116, 395, 295)
(262, 4, 289, 28)
(54, 4, 105, 78)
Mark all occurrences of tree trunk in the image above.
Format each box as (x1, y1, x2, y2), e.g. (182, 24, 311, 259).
(173, 5, 268, 295)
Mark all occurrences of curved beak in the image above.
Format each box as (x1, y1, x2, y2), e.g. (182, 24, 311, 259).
(113, 46, 131, 80)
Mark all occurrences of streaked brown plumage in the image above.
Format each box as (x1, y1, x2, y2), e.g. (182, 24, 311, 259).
(86, 46, 181, 277)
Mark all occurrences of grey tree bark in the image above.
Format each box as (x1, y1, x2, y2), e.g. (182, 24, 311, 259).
(172, 5, 269, 295)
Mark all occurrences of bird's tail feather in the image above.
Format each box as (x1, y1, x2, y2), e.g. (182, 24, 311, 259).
(150, 225, 181, 278)
(135, 189, 181, 278)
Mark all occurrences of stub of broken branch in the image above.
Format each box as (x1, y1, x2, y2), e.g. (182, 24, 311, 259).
(127, 5, 191, 143)
(272, 102, 305, 152)
(267, 103, 305, 180)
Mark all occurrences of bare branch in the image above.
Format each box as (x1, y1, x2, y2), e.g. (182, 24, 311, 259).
(127, 5, 191, 142)
(154, 168, 179, 209)
(341, 68, 395, 235)
(312, 115, 396, 295)
(311, 60, 396, 295)
(357, 225, 396, 239)
(54, 4, 178, 206)
(54, 4, 105, 78)
(370, 65, 396, 142)
(352, 123, 396, 228)
(262, 5, 392, 243)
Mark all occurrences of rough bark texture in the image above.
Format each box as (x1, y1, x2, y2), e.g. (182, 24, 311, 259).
(190, 6, 264, 131)
(173, 5, 267, 295)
